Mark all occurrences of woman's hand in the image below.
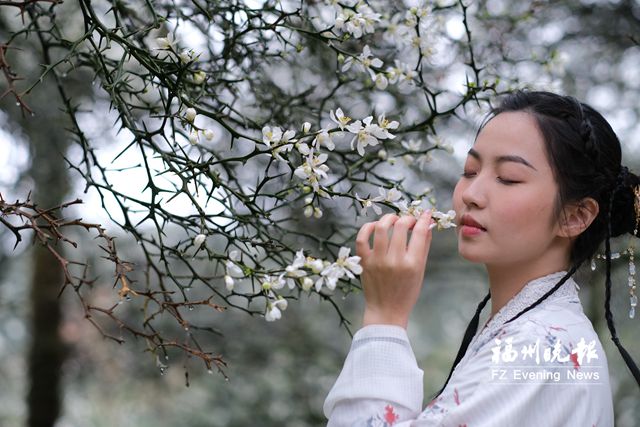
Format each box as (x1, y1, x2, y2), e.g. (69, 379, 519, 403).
(356, 211, 435, 329)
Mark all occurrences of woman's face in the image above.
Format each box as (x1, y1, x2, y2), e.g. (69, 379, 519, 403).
(452, 111, 562, 266)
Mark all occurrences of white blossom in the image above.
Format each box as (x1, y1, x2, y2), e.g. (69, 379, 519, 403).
(431, 209, 457, 230)
(355, 192, 384, 216)
(285, 249, 308, 289)
(305, 257, 325, 274)
(346, 116, 392, 156)
(374, 73, 388, 90)
(265, 304, 282, 322)
(318, 246, 362, 291)
(382, 14, 411, 45)
(376, 113, 399, 137)
(330, 108, 351, 130)
(357, 4, 381, 34)
(432, 135, 454, 154)
(154, 33, 177, 51)
(394, 199, 426, 218)
(335, 3, 380, 38)
(264, 295, 288, 322)
(261, 274, 286, 291)
(294, 148, 330, 192)
(385, 60, 417, 88)
(314, 130, 335, 151)
(379, 186, 402, 202)
(179, 49, 199, 64)
(342, 45, 383, 79)
(262, 126, 283, 147)
(402, 138, 423, 151)
(416, 153, 434, 171)
(226, 250, 244, 277)
(261, 126, 296, 161)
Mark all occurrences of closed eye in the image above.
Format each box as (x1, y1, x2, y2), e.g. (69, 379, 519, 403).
(497, 177, 520, 185)
(460, 172, 521, 185)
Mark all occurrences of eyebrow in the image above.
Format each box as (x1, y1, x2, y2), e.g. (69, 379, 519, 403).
(467, 148, 537, 171)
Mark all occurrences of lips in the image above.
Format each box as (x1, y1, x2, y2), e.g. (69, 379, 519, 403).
(460, 214, 486, 230)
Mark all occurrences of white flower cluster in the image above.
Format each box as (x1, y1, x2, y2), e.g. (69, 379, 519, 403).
(400, 136, 454, 170)
(262, 126, 297, 161)
(154, 34, 208, 85)
(378, 3, 441, 59)
(263, 247, 362, 322)
(182, 107, 215, 146)
(355, 186, 402, 216)
(341, 45, 419, 90)
(354, 185, 457, 228)
(330, 108, 398, 156)
(333, 2, 381, 39)
(223, 250, 244, 292)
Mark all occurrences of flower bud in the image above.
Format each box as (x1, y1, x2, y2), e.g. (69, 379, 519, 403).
(378, 149, 388, 160)
(375, 73, 388, 90)
(193, 233, 206, 247)
(304, 205, 314, 217)
(185, 107, 197, 123)
(304, 196, 313, 205)
(274, 297, 288, 311)
(224, 275, 234, 292)
(193, 71, 206, 84)
(302, 122, 311, 133)
(302, 277, 313, 291)
(189, 130, 199, 145)
(203, 129, 214, 140)
(313, 207, 323, 218)
(302, 186, 312, 193)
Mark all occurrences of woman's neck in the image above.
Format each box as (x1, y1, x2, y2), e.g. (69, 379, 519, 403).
(485, 260, 569, 317)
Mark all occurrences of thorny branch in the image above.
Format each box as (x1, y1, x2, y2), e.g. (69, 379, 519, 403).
(1, 0, 561, 380)
(0, 193, 229, 375)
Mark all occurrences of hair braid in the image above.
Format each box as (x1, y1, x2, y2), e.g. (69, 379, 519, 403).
(430, 291, 490, 401)
(604, 182, 640, 387)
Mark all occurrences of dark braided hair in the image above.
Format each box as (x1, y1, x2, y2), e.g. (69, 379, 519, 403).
(432, 90, 640, 400)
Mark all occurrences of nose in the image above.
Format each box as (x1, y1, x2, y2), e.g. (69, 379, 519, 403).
(460, 174, 487, 209)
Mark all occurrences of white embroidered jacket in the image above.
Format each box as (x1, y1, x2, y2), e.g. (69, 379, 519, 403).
(324, 271, 614, 426)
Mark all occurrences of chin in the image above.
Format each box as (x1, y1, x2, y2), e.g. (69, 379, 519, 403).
(457, 242, 489, 264)
(458, 251, 487, 264)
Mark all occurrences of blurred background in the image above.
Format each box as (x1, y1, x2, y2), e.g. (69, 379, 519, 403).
(1, 0, 640, 426)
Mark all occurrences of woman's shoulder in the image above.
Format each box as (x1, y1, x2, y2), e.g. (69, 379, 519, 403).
(513, 293, 604, 352)
(424, 302, 613, 426)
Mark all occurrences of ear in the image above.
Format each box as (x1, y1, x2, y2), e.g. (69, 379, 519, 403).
(557, 197, 599, 238)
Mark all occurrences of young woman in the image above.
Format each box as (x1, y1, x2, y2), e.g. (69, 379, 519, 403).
(324, 91, 640, 426)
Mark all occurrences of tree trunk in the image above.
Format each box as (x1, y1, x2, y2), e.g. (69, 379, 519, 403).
(27, 245, 67, 427)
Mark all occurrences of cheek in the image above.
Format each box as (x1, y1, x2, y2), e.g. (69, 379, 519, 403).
(452, 180, 465, 212)
(498, 191, 556, 234)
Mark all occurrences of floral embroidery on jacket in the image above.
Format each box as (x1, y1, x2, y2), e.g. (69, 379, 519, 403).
(363, 404, 399, 426)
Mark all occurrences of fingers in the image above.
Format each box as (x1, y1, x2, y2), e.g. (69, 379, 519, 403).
(388, 214, 417, 255)
(407, 210, 435, 260)
(356, 221, 376, 261)
(372, 213, 400, 257)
